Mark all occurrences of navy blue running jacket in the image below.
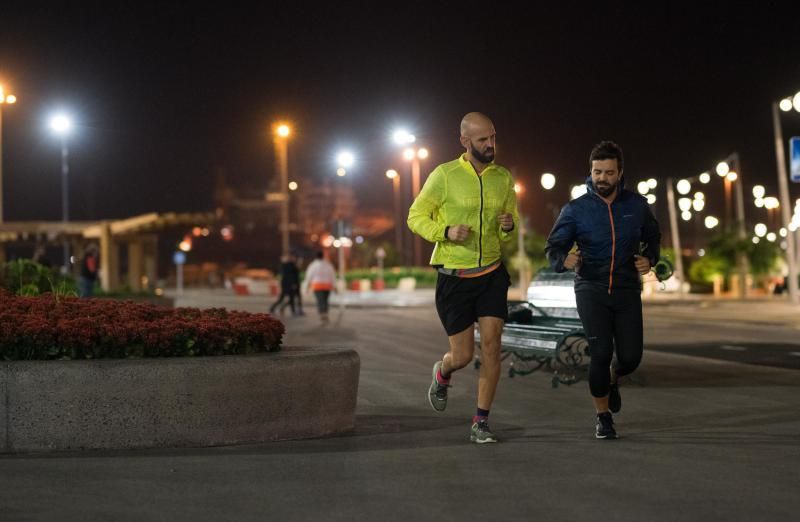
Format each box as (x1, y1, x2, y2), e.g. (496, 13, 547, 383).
(545, 177, 661, 292)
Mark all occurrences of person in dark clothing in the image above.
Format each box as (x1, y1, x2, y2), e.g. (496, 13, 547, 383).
(79, 245, 99, 297)
(545, 141, 661, 439)
(270, 255, 301, 316)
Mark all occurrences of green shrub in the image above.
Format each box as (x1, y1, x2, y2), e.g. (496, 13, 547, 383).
(0, 259, 78, 298)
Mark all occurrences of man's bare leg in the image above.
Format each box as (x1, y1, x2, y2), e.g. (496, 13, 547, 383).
(441, 325, 475, 376)
(476, 316, 504, 410)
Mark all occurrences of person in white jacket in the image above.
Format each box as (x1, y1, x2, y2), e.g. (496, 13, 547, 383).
(302, 251, 337, 323)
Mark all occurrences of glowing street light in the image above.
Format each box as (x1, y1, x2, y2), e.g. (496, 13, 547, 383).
(336, 150, 355, 168)
(288, 181, 298, 191)
(780, 98, 793, 112)
(676, 179, 691, 195)
(752, 185, 766, 199)
(681, 211, 692, 221)
(754, 223, 768, 237)
(716, 161, 730, 177)
(0, 83, 18, 223)
(767, 232, 777, 242)
(273, 122, 293, 257)
(692, 198, 705, 212)
(541, 172, 556, 190)
(637, 181, 649, 195)
(646, 194, 656, 205)
(726, 171, 738, 182)
(386, 169, 401, 253)
(678, 197, 692, 212)
(647, 178, 657, 189)
(570, 184, 587, 200)
(336, 167, 347, 177)
(392, 129, 416, 145)
(699, 172, 711, 184)
(49, 112, 74, 272)
(705, 216, 719, 229)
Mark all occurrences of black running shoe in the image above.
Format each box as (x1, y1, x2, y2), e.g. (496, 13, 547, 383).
(609, 382, 621, 413)
(595, 412, 617, 439)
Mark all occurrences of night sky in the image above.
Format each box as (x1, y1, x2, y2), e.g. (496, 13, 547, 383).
(1, 2, 799, 239)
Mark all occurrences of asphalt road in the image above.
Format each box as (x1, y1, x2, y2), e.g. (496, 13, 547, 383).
(1, 301, 799, 521)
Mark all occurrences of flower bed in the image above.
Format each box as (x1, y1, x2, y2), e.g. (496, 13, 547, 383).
(0, 290, 283, 360)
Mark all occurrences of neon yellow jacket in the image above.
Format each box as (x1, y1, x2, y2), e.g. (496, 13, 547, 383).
(408, 155, 519, 269)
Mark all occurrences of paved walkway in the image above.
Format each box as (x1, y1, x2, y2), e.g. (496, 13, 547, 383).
(2, 290, 798, 521)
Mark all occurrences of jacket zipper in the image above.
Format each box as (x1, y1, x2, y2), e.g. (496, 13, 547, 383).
(605, 202, 616, 294)
(478, 175, 484, 266)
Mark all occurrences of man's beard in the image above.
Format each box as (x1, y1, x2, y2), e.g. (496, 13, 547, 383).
(471, 143, 495, 163)
(594, 181, 617, 198)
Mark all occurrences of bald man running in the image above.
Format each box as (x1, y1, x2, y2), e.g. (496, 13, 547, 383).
(408, 112, 519, 443)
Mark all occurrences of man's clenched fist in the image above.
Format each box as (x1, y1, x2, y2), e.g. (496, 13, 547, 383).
(447, 224, 471, 242)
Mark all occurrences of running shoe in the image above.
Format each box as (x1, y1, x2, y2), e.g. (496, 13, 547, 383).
(427, 361, 449, 412)
(595, 412, 617, 439)
(470, 419, 498, 444)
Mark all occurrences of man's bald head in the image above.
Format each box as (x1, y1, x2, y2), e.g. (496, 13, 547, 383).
(460, 112, 495, 138)
(460, 112, 497, 165)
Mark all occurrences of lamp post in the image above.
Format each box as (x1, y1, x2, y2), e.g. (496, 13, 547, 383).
(0, 84, 17, 224)
(403, 146, 429, 266)
(772, 92, 800, 304)
(658, 173, 713, 297)
(717, 154, 749, 298)
(335, 150, 355, 297)
(49, 113, 73, 272)
(273, 123, 292, 258)
(386, 169, 402, 255)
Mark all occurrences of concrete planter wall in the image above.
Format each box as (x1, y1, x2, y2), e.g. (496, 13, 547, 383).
(0, 347, 359, 453)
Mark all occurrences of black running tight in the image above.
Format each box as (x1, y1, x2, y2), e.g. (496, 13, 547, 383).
(575, 287, 643, 398)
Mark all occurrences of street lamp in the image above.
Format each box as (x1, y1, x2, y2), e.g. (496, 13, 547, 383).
(540, 173, 556, 190)
(334, 150, 356, 296)
(513, 182, 529, 298)
(273, 122, 292, 258)
(0, 84, 17, 224)
(386, 169, 402, 254)
(716, 154, 748, 298)
(49, 113, 73, 272)
(403, 146, 430, 266)
(772, 89, 800, 304)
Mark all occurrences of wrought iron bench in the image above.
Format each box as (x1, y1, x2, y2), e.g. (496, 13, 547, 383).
(474, 270, 589, 387)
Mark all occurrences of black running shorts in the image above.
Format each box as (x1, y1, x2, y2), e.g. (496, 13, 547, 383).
(435, 263, 510, 336)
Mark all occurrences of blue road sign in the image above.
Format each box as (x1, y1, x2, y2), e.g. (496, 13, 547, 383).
(173, 251, 186, 265)
(791, 137, 800, 183)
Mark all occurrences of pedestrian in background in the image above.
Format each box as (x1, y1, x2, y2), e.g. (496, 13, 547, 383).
(302, 251, 336, 324)
(79, 245, 99, 297)
(270, 254, 300, 316)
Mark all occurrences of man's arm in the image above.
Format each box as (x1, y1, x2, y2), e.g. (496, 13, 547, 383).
(640, 203, 661, 266)
(498, 175, 519, 241)
(407, 168, 448, 243)
(545, 204, 578, 273)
